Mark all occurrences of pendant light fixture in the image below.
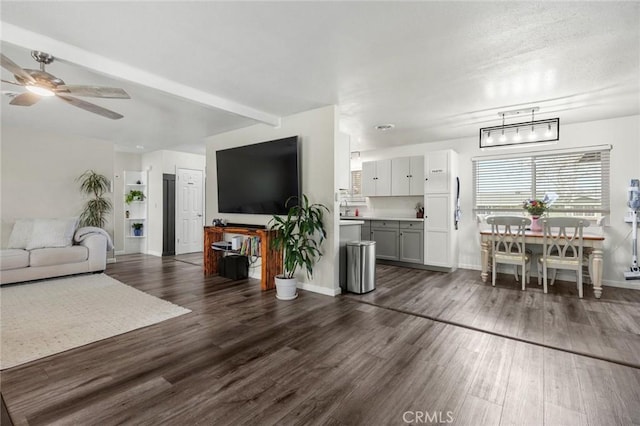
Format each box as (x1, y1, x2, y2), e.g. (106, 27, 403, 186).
(479, 107, 559, 148)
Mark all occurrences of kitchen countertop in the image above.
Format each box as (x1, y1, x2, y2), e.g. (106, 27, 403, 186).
(339, 219, 365, 225)
(340, 216, 424, 222)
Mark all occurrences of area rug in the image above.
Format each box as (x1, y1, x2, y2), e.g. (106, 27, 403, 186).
(0, 274, 191, 370)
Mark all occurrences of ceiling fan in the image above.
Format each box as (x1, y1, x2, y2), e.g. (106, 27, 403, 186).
(1, 50, 130, 120)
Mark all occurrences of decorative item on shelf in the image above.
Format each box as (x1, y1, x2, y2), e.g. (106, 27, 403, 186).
(125, 190, 145, 204)
(268, 194, 329, 301)
(480, 107, 559, 148)
(132, 223, 143, 237)
(212, 218, 227, 227)
(415, 202, 424, 219)
(522, 193, 557, 232)
(125, 210, 130, 218)
(77, 170, 112, 228)
(136, 180, 142, 185)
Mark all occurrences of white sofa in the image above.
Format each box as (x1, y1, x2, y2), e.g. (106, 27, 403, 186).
(0, 220, 110, 285)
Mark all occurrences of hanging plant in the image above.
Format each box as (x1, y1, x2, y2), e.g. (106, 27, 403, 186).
(77, 170, 112, 228)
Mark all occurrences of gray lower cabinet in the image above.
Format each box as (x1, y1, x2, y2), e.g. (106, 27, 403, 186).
(371, 220, 399, 260)
(361, 220, 372, 241)
(399, 229, 424, 263)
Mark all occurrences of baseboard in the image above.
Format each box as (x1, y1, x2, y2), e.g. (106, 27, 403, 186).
(146, 250, 162, 257)
(106, 258, 116, 264)
(114, 250, 125, 255)
(377, 259, 454, 272)
(297, 282, 341, 297)
(604, 279, 640, 290)
(459, 263, 482, 271)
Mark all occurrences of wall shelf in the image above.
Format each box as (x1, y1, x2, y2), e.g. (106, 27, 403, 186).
(124, 171, 148, 254)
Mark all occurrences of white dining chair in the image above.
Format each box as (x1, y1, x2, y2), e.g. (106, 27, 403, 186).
(486, 216, 532, 290)
(538, 217, 590, 298)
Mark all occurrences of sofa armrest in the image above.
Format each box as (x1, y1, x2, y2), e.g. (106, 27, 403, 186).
(77, 234, 107, 271)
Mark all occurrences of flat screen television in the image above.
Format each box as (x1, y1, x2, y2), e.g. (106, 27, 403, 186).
(216, 136, 300, 215)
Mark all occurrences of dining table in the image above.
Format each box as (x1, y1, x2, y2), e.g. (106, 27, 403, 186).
(479, 228, 605, 298)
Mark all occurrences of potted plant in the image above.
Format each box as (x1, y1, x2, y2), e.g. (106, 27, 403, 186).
(132, 223, 144, 236)
(125, 190, 146, 204)
(268, 194, 329, 300)
(77, 170, 112, 228)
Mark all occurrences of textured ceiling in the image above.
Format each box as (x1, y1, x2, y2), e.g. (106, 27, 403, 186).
(1, 1, 638, 153)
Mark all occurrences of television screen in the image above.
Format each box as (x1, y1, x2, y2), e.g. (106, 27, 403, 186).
(216, 136, 300, 215)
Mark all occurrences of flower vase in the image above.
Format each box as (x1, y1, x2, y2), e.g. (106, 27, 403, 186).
(530, 216, 542, 232)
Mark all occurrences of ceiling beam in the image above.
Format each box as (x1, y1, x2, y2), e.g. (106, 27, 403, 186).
(1, 22, 281, 126)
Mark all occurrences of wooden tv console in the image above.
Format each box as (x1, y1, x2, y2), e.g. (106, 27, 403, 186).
(203, 226, 282, 291)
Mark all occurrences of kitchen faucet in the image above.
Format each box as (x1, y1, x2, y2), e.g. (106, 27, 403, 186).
(340, 199, 352, 216)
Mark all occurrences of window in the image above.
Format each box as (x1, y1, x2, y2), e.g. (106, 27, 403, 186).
(351, 170, 362, 196)
(473, 146, 611, 216)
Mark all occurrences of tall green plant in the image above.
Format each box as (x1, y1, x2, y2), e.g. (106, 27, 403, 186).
(77, 170, 112, 228)
(268, 194, 329, 279)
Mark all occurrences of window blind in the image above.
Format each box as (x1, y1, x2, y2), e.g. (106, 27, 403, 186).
(473, 147, 610, 214)
(351, 170, 362, 195)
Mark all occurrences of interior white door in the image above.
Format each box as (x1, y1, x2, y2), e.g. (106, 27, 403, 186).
(176, 168, 204, 254)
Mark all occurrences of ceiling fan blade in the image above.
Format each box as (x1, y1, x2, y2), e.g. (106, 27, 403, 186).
(56, 85, 130, 99)
(57, 94, 123, 120)
(9, 92, 41, 106)
(1, 54, 35, 84)
(1, 79, 23, 87)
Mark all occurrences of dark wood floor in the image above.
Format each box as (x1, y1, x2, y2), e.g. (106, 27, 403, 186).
(1, 255, 639, 425)
(347, 264, 640, 368)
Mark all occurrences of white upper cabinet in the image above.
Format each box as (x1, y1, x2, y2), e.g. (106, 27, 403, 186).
(410, 156, 424, 195)
(391, 156, 424, 196)
(425, 150, 450, 194)
(362, 159, 391, 196)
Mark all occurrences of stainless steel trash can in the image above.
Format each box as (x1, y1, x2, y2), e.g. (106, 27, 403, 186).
(346, 241, 376, 294)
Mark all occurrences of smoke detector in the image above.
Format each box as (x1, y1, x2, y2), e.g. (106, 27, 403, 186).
(374, 123, 395, 131)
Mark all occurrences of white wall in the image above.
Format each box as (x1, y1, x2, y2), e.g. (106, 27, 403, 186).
(113, 152, 142, 253)
(1, 126, 114, 250)
(161, 150, 205, 175)
(141, 151, 163, 256)
(359, 115, 640, 287)
(120, 149, 205, 257)
(205, 105, 339, 296)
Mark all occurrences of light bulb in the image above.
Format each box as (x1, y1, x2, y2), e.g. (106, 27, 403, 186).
(545, 125, 553, 138)
(513, 128, 521, 142)
(26, 85, 55, 97)
(528, 128, 537, 140)
(499, 132, 507, 143)
(486, 131, 493, 144)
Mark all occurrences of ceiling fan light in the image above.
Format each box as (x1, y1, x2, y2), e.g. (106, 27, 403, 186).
(26, 85, 55, 97)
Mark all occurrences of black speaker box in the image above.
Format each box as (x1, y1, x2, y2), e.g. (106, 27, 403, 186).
(220, 255, 249, 280)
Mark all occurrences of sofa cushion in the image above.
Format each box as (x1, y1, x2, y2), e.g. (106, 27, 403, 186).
(7, 219, 34, 249)
(26, 218, 79, 250)
(0, 249, 30, 271)
(30, 246, 88, 267)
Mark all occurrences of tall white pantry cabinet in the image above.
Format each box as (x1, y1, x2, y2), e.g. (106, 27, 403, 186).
(423, 150, 459, 270)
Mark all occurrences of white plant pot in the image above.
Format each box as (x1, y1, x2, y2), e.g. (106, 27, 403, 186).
(275, 275, 298, 300)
